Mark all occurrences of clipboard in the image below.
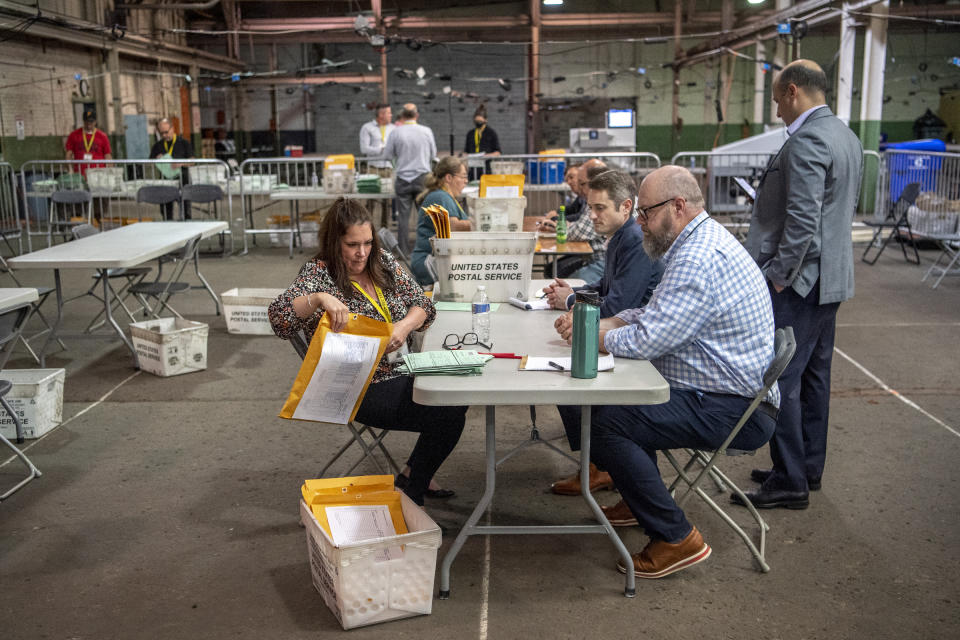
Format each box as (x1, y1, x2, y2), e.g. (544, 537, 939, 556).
(279, 313, 390, 424)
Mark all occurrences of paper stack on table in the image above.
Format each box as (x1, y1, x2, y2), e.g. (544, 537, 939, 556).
(397, 350, 493, 376)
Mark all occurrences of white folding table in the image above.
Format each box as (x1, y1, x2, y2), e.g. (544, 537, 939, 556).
(413, 294, 669, 598)
(7, 221, 227, 366)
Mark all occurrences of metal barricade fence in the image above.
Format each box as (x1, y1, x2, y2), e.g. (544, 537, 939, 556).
(239, 156, 395, 256)
(874, 149, 960, 234)
(18, 158, 234, 253)
(861, 149, 881, 217)
(493, 151, 661, 215)
(0, 161, 23, 255)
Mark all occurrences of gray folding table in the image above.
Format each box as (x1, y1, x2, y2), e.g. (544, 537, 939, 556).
(413, 292, 669, 598)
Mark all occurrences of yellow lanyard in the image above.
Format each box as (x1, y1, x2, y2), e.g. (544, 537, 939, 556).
(441, 189, 466, 216)
(82, 129, 96, 153)
(474, 124, 486, 152)
(351, 281, 392, 323)
(379, 124, 386, 142)
(163, 134, 177, 155)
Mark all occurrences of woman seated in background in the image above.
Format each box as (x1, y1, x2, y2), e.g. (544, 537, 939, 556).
(268, 197, 466, 504)
(409, 156, 473, 286)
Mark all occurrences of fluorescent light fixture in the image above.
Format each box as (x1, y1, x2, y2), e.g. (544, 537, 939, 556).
(747, 0, 765, 4)
(543, 0, 563, 5)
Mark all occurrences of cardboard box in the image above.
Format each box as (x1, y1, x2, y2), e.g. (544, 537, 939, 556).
(300, 494, 440, 630)
(221, 288, 284, 335)
(129, 318, 208, 377)
(0, 368, 65, 440)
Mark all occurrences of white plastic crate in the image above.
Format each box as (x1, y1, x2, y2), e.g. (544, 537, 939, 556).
(188, 164, 229, 187)
(323, 169, 355, 194)
(221, 288, 284, 335)
(299, 495, 440, 630)
(466, 195, 526, 232)
(488, 160, 525, 175)
(129, 318, 208, 377)
(0, 368, 65, 440)
(430, 232, 536, 302)
(86, 168, 125, 193)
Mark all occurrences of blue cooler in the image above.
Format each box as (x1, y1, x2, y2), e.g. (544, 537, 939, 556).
(539, 159, 566, 184)
(527, 159, 540, 184)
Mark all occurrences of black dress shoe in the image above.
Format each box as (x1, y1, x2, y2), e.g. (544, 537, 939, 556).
(731, 488, 809, 510)
(395, 474, 456, 499)
(750, 468, 821, 491)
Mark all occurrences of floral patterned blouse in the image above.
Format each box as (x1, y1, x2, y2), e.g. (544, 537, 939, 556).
(268, 249, 436, 383)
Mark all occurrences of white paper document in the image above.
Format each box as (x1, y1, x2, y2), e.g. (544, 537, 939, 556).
(325, 504, 401, 562)
(292, 332, 382, 424)
(509, 296, 552, 311)
(485, 185, 521, 198)
(521, 353, 616, 371)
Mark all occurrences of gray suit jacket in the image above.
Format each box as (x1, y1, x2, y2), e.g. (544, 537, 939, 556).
(745, 107, 863, 304)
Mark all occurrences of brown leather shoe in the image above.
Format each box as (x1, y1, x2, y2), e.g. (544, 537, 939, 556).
(600, 499, 638, 527)
(550, 463, 615, 496)
(616, 526, 711, 579)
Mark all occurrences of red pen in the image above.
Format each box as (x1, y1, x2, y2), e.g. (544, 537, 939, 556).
(480, 352, 523, 359)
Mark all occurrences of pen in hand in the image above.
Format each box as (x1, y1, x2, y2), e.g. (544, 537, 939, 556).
(548, 360, 565, 371)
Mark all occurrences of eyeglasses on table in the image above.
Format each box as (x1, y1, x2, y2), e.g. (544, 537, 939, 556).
(442, 332, 491, 351)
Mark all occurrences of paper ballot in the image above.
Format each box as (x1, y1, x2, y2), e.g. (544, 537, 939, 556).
(291, 332, 382, 423)
(325, 504, 401, 562)
(509, 296, 552, 311)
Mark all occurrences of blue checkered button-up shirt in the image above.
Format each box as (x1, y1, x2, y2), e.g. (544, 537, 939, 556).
(604, 212, 780, 407)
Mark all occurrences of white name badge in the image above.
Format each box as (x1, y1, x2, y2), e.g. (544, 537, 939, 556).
(83, 153, 93, 160)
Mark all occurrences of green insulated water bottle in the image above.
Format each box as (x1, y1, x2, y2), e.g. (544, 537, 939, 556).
(571, 290, 600, 379)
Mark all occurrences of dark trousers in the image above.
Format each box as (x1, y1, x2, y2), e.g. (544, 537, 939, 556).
(765, 281, 840, 492)
(591, 389, 776, 542)
(558, 405, 583, 451)
(353, 375, 467, 505)
(394, 175, 426, 256)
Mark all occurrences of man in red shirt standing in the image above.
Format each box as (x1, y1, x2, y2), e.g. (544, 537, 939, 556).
(65, 110, 112, 175)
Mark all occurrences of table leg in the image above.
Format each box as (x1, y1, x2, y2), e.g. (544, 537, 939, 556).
(192, 251, 221, 316)
(438, 404, 497, 599)
(578, 405, 637, 598)
(35, 269, 64, 367)
(100, 267, 139, 366)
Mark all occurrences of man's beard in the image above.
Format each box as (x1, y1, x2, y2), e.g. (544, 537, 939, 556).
(642, 224, 677, 261)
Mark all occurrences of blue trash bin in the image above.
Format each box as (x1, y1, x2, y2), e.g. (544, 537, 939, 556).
(883, 139, 946, 203)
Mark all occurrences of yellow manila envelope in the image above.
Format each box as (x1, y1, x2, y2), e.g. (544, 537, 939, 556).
(480, 173, 525, 198)
(302, 475, 408, 539)
(279, 313, 390, 424)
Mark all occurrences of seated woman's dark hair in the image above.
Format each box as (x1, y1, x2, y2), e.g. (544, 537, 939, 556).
(318, 197, 395, 294)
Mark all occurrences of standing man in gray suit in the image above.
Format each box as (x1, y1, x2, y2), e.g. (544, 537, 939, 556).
(736, 59, 863, 510)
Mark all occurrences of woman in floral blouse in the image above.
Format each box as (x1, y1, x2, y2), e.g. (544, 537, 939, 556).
(269, 198, 466, 505)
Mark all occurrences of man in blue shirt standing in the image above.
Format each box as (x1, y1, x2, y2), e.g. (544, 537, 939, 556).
(560, 165, 779, 579)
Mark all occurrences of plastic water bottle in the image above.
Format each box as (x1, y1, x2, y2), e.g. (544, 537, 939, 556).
(311, 171, 319, 188)
(571, 290, 600, 379)
(471, 285, 491, 345)
(555, 205, 567, 244)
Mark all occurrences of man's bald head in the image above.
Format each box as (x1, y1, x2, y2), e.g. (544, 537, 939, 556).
(641, 165, 705, 213)
(775, 59, 828, 101)
(577, 158, 606, 195)
(401, 103, 418, 120)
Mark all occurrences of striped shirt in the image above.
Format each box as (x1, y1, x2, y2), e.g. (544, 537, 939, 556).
(604, 212, 780, 406)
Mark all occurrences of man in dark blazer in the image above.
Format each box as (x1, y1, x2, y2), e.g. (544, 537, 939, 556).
(738, 59, 863, 509)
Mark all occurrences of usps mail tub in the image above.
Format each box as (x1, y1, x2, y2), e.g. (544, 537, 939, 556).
(221, 288, 284, 335)
(300, 494, 440, 630)
(430, 232, 536, 302)
(129, 318, 208, 377)
(0, 368, 65, 440)
(466, 195, 526, 232)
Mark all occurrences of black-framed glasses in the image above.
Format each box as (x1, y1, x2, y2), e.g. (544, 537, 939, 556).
(443, 332, 491, 351)
(637, 197, 675, 223)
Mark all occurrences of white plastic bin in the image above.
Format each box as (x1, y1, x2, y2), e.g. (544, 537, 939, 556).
(86, 168, 125, 193)
(323, 169, 355, 194)
(221, 288, 284, 335)
(466, 195, 526, 232)
(300, 496, 440, 630)
(488, 160, 525, 175)
(430, 232, 536, 302)
(129, 318, 208, 377)
(0, 368, 65, 440)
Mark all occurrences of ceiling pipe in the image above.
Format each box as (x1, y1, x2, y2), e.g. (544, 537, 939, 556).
(119, 0, 221, 9)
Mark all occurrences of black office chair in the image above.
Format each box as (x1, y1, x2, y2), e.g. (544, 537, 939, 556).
(862, 182, 922, 265)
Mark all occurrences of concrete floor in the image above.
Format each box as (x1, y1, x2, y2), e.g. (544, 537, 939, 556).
(1, 240, 958, 640)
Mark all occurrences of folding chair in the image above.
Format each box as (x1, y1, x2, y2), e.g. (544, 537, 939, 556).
(862, 182, 921, 265)
(137, 185, 181, 221)
(288, 331, 402, 478)
(0, 254, 66, 363)
(0, 305, 43, 500)
(128, 235, 202, 319)
(49, 189, 92, 245)
(64, 224, 152, 330)
(181, 184, 229, 254)
(377, 227, 410, 268)
(921, 231, 960, 289)
(661, 326, 796, 573)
